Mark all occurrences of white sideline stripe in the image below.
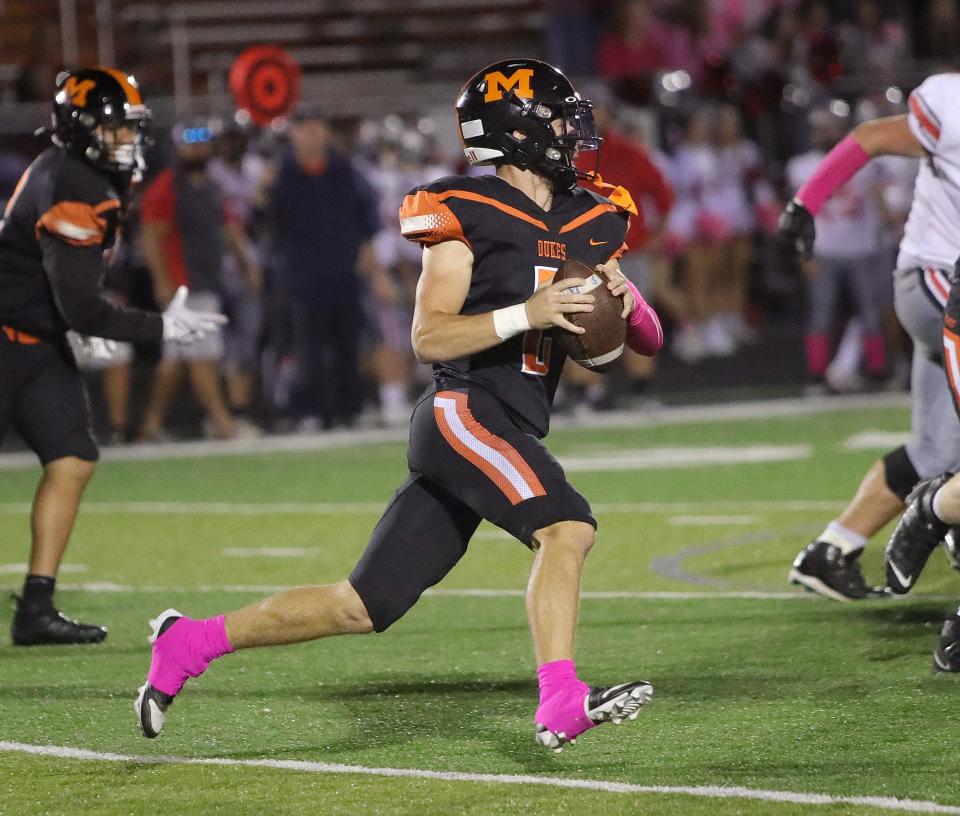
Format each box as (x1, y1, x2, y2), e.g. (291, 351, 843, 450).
(0, 393, 911, 471)
(844, 431, 911, 450)
(0, 742, 957, 814)
(668, 515, 759, 526)
(561, 445, 810, 472)
(0, 500, 848, 515)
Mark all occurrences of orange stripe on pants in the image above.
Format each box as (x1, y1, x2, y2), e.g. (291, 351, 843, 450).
(433, 390, 546, 505)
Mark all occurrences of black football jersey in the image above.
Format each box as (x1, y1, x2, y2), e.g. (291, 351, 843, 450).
(400, 173, 634, 438)
(0, 147, 122, 336)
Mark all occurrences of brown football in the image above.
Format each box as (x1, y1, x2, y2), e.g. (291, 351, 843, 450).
(551, 258, 626, 373)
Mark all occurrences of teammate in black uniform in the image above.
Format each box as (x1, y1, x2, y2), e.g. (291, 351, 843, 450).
(1, 68, 226, 645)
(136, 60, 663, 750)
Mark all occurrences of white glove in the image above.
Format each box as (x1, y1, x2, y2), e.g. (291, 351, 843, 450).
(68, 331, 118, 362)
(162, 286, 228, 343)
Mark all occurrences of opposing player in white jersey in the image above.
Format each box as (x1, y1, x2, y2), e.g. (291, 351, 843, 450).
(779, 72, 960, 602)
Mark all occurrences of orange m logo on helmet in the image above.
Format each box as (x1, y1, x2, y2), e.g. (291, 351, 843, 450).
(64, 77, 96, 107)
(483, 69, 534, 102)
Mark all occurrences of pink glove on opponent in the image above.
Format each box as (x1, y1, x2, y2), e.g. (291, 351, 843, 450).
(622, 278, 663, 356)
(794, 134, 870, 215)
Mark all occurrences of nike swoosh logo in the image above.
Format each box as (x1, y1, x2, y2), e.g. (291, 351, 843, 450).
(589, 239, 608, 246)
(889, 560, 913, 588)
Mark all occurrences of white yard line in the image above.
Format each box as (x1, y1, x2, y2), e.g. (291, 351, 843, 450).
(0, 393, 911, 471)
(844, 431, 911, 450)
(0, 741, 955, 814)
(668, 515, 760, 526)
(561, 445, 810, 472)
(0, 500, 847, 515)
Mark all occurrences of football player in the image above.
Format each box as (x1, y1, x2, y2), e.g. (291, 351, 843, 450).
(779, 72, 960, 602)
(0, 68, 226, 645)
(135, 59, 663, 750)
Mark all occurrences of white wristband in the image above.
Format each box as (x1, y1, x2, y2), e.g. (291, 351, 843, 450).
(492, 303, 532, 340)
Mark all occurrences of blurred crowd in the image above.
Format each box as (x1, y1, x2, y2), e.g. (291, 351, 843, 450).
(0, 0, 953, 442)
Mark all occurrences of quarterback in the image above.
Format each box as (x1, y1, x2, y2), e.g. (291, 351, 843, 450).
(136, 59, 663, 750)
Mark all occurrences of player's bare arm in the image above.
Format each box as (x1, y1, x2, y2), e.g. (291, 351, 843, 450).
(851, 115, 924, 158)
(411, 239, 595, 363)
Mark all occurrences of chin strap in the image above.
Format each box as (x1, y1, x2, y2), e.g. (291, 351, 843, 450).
(584, 171, 638, 215)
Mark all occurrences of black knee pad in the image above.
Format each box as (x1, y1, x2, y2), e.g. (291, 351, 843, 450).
(883, 445, 921, 501)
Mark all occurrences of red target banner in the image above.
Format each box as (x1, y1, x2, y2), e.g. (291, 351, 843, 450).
(229, 45, 302, 126)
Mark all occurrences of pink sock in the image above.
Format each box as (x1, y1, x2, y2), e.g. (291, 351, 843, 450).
(805, 333, 831, 378)
(535, 659, 594, 738)
(863, 333, 887, 376)
(147, 615, 234, 696)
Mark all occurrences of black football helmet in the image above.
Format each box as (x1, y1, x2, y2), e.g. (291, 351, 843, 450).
(455, 59, 600, 191)
(51, 67, 151, 181)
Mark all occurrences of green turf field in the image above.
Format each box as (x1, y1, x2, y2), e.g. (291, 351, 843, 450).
(2, 400, 959, 815)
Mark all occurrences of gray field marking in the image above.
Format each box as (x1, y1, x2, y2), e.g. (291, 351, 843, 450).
(649, 523, 824, 589)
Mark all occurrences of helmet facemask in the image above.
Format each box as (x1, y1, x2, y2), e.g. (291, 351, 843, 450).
(90, 107, 151, 180)
(528, 95, 601, 191)
(481, 90, 601, 192)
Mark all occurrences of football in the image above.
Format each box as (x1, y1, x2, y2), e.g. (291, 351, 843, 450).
(551, 258, 626, 372)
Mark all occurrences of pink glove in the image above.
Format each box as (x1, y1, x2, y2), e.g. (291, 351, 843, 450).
(622, 278, 663, 356)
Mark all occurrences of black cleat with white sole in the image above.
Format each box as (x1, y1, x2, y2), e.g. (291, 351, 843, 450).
(933, 615, 960, 673)
(535, 680, 653, 752)
(10, 594, 107, 646)
(885, 474, 951, 594)
(788, 541, 884, 602)
(134, 608, 182, 738)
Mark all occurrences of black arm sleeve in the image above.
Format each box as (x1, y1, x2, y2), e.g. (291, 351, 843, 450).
(40, 234, 164, 343)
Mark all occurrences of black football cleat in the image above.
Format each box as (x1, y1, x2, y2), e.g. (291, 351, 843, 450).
(10, 595, 107, 646)
(535, 680, 653, 752)
(933, 615, 960, 673)
(134, 609, 182, 738)
(885, 474, 952, 594)
(788, 541, 885, 602)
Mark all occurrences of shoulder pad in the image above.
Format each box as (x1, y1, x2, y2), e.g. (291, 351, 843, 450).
(399, 185, 469, 248)
(37, 152, 119, 247)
